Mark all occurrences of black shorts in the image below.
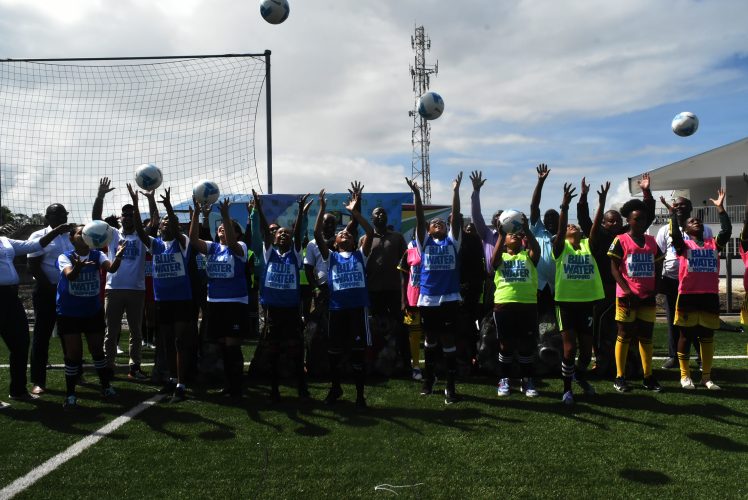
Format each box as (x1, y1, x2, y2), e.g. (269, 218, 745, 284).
(555, 301, 594, 336)
(493, 303, 537, 341)
(57, 310, 106, 337)
(156, 300, 197, 325)
(419, 301, 460, 341)
(263, 306, 303, 342)
(327, 307, 370, 351)
(206, 301, 250, 340)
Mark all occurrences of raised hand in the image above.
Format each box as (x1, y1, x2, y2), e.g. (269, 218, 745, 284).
(453, 171, 463, 191)
(298, 193, 313, 214)
(537, 163, 550, 180)
(349, 180, 364, 196)
(98, 177, 115, 197)
(520, 213, 529, 234)
(114, 239, 128, 259)
(158, 187, 172, 209)
(218, 197, 231, 215)
(126, 183, 139, 205)
(638, 172, 651, 191)
(581, 177, 590, 197)
(597, 181, 611, 201)
(318, 189, 327, 211)
(192, 196, 202, 215)
(251, 190, 263, 210)
(345, 191, 360, 213)
(405, 177, 419, 194)
(708, 188, 726, 208)
(660, 196, 673, 214)
(561, 183, 577, 206)
(470, 170, 486, 191)
(140, 189, 157, 204)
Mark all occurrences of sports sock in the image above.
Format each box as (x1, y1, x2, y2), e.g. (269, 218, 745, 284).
(498, 351, 513, 379)
(699, 336, 714, 381)
(677, 352, 690, 380)
(409, 331, 421, 368)
(443, 346, 457, 393)
(352, 349, 365, 399)
(638, 337, 654, 377)
(615, 336, 630, 378)
(423, 341, 438, 382)
(64, 360, 80, 397)
(93, 357, 110, 389)
(561, 360, 575, 393)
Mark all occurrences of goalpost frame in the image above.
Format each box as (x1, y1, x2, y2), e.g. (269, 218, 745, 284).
(0, 51, 274, 224)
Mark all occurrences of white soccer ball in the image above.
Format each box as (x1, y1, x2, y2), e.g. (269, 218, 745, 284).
(498, 209, 525, 235)
(260, 0, 290, 24)
(82, 220, 114, 249)
(134, 163, 163, 191)
(671, 111, 699, 137)
(418, 91, 444, 120)
(193, 180, 220, 205)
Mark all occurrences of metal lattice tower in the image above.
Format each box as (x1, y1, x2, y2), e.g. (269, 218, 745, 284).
(409, 25, 438, 203)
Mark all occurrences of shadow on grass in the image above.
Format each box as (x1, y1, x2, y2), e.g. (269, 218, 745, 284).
(687, 432, 748, 452)
(619, 468, 671, 485)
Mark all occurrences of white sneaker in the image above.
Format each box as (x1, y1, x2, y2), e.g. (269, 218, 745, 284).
(680, 377, 696, 390)
(411, 367, 423, 381)
(703, 380, 721, 391)
(497, 378, 510, 397)
(562, 390, 574, 405)
(521, 378, 539, 398)
(116, 346, 125, 355)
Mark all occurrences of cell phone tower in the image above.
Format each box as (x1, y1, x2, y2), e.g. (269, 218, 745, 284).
(409, 25, 438, 204)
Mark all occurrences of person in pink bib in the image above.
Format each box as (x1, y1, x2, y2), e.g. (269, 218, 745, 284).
(661, 189, 732, 391)
(608, 199, 664, 393)
(740, 174, 748, 339)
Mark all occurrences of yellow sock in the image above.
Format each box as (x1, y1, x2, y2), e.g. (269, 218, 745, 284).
(409, 330, 421, 368)
(677, 352, 690, 380)
(638, 338, 653, 378)
(615, 336, 630, 378)
(699, 337, 714, 380)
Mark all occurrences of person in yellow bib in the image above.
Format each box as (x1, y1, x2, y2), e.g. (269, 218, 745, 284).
(491, 213, 541, 397)
(552, 182, 607, 405)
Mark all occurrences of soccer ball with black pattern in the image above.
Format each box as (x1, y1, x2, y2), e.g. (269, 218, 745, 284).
(260, 0, 290, 24)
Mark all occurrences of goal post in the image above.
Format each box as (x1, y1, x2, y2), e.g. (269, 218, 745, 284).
(0, 52, 272, 224)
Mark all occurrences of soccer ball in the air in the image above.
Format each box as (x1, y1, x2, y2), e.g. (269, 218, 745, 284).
(671, 112, 699, 137)
(82, 220, 114, 249)
(135, 163, 163, 191)
(260, 0, 290, 24)
(498, 209, 525, 234)
(193, 180, 220, 205)
(418, 91, 444, 120)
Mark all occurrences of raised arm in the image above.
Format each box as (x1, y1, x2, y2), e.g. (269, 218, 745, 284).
(102, 240, 127, 274)
(490, 229, 506, 269)
(709, 188, 732, 248)
(553, 183, 576, 258)
(590, 182, 610, 251)
(638, 173, 656, 230)
(92, 177, 115, 221)
(469, 170, 490, 241)
(451, 172, 463, 241)
(218, 198, 244, 258)
(188, 197, 210, 255)
(313, 190, 330, 260)
(661, 196, 684, 255)
(346, 191, 374, 256)
(140, 189, 160, 236)
(294, 194, 312, 253)
(577, 177, 592, 236)
(406, 177, 426, 246)
(343, 181, 364, 235)
(251, 189, 274, 249)
(126, 183, 151, 248)
(530, 164, 550, 226)
(159, 187, 187, 247)
(522, 215, 541, 266)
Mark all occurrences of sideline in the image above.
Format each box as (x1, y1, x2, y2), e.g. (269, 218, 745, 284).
(0, 394, 165, 500)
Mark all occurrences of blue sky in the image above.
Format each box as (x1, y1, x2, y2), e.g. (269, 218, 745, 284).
(1, 0, 747, 220)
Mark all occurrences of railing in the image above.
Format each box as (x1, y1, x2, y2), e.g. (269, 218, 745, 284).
(653, 204, 745, 224)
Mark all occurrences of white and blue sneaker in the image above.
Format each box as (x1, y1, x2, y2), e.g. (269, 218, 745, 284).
(562, 390, 574, 406)
(521, 378, 539, 398)
(63, 395, 78, 409)
(497, 378, 510, 397)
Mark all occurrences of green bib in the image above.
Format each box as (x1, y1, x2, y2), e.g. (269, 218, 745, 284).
(553, 238, 604, 302)
(493, 250, 538, 304)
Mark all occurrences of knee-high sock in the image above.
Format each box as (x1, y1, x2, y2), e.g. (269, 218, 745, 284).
(328, 351, 342, 389)
(351, 349, 365, 399)
(638, 337, 654, 378)
(518, 353, 534, 378)
(224, 345, 244, 395)
(64, 359, 80, 397)
(677, 351, 690, 380)
(423, 342, 438, 381)
(443, 346, 457, 391)
(498, 351, 513, 380)
(615, 336, 630, 378)
(561, 359, 575, 393)
(93, 357, 111, 389)
(409, 331, 421, 368)
(699, 337, 714, 381)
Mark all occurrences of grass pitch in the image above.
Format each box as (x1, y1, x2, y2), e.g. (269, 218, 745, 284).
(0, 324, 746, 499)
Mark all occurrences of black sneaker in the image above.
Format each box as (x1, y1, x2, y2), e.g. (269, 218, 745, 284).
(420, 377, 436, 396)
(323, 386, 343, 405)
(269, 388, 281, 403)
(169, 387, 186, 403)
(8, 392, 39, 402)
(642, 376, 663, 392)
(444, 388, 461, 405)
(614, 377, 631, 393)
(159, 380, 177, 395)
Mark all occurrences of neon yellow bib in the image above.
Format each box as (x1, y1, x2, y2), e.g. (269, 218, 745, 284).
(493, 250, 538, 304)
(553, 238, 604, 302)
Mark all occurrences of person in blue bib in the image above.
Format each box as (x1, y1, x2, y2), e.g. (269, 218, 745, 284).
(252, 189, 312, 403)
(57, 225, 126, 409)
(313, 189, 374, 409)
(552, 182, 608, 405)
(189, 197, 249, 400)
(129, 185, 196, 403)
(406, 172, 463, 405)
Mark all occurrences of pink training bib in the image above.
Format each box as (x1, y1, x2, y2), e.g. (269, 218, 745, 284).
(678, 238, 719, 295)
(740, 243, 748, 291)
(615, 233, 658, 299)
(405, 245, 421, 307)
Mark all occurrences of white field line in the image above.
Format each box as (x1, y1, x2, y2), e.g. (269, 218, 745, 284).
(0, 394, 165, 500)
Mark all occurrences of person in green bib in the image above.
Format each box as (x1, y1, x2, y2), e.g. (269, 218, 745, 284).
(491, 213, 541, 398)
(552, 182, 608, 405)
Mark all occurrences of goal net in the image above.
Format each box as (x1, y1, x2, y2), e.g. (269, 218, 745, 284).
(0, 54, 267, 224)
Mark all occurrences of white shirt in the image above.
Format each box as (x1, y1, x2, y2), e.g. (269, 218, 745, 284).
(656, 224, 714, 280)
(0, 237, 41, 286)
(304, 239, 329, 285)
(28, 226, 74, 284)
(106, 230, 147, 291)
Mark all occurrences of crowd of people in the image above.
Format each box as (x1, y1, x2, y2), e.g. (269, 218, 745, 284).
(0, 167, 745, 410)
